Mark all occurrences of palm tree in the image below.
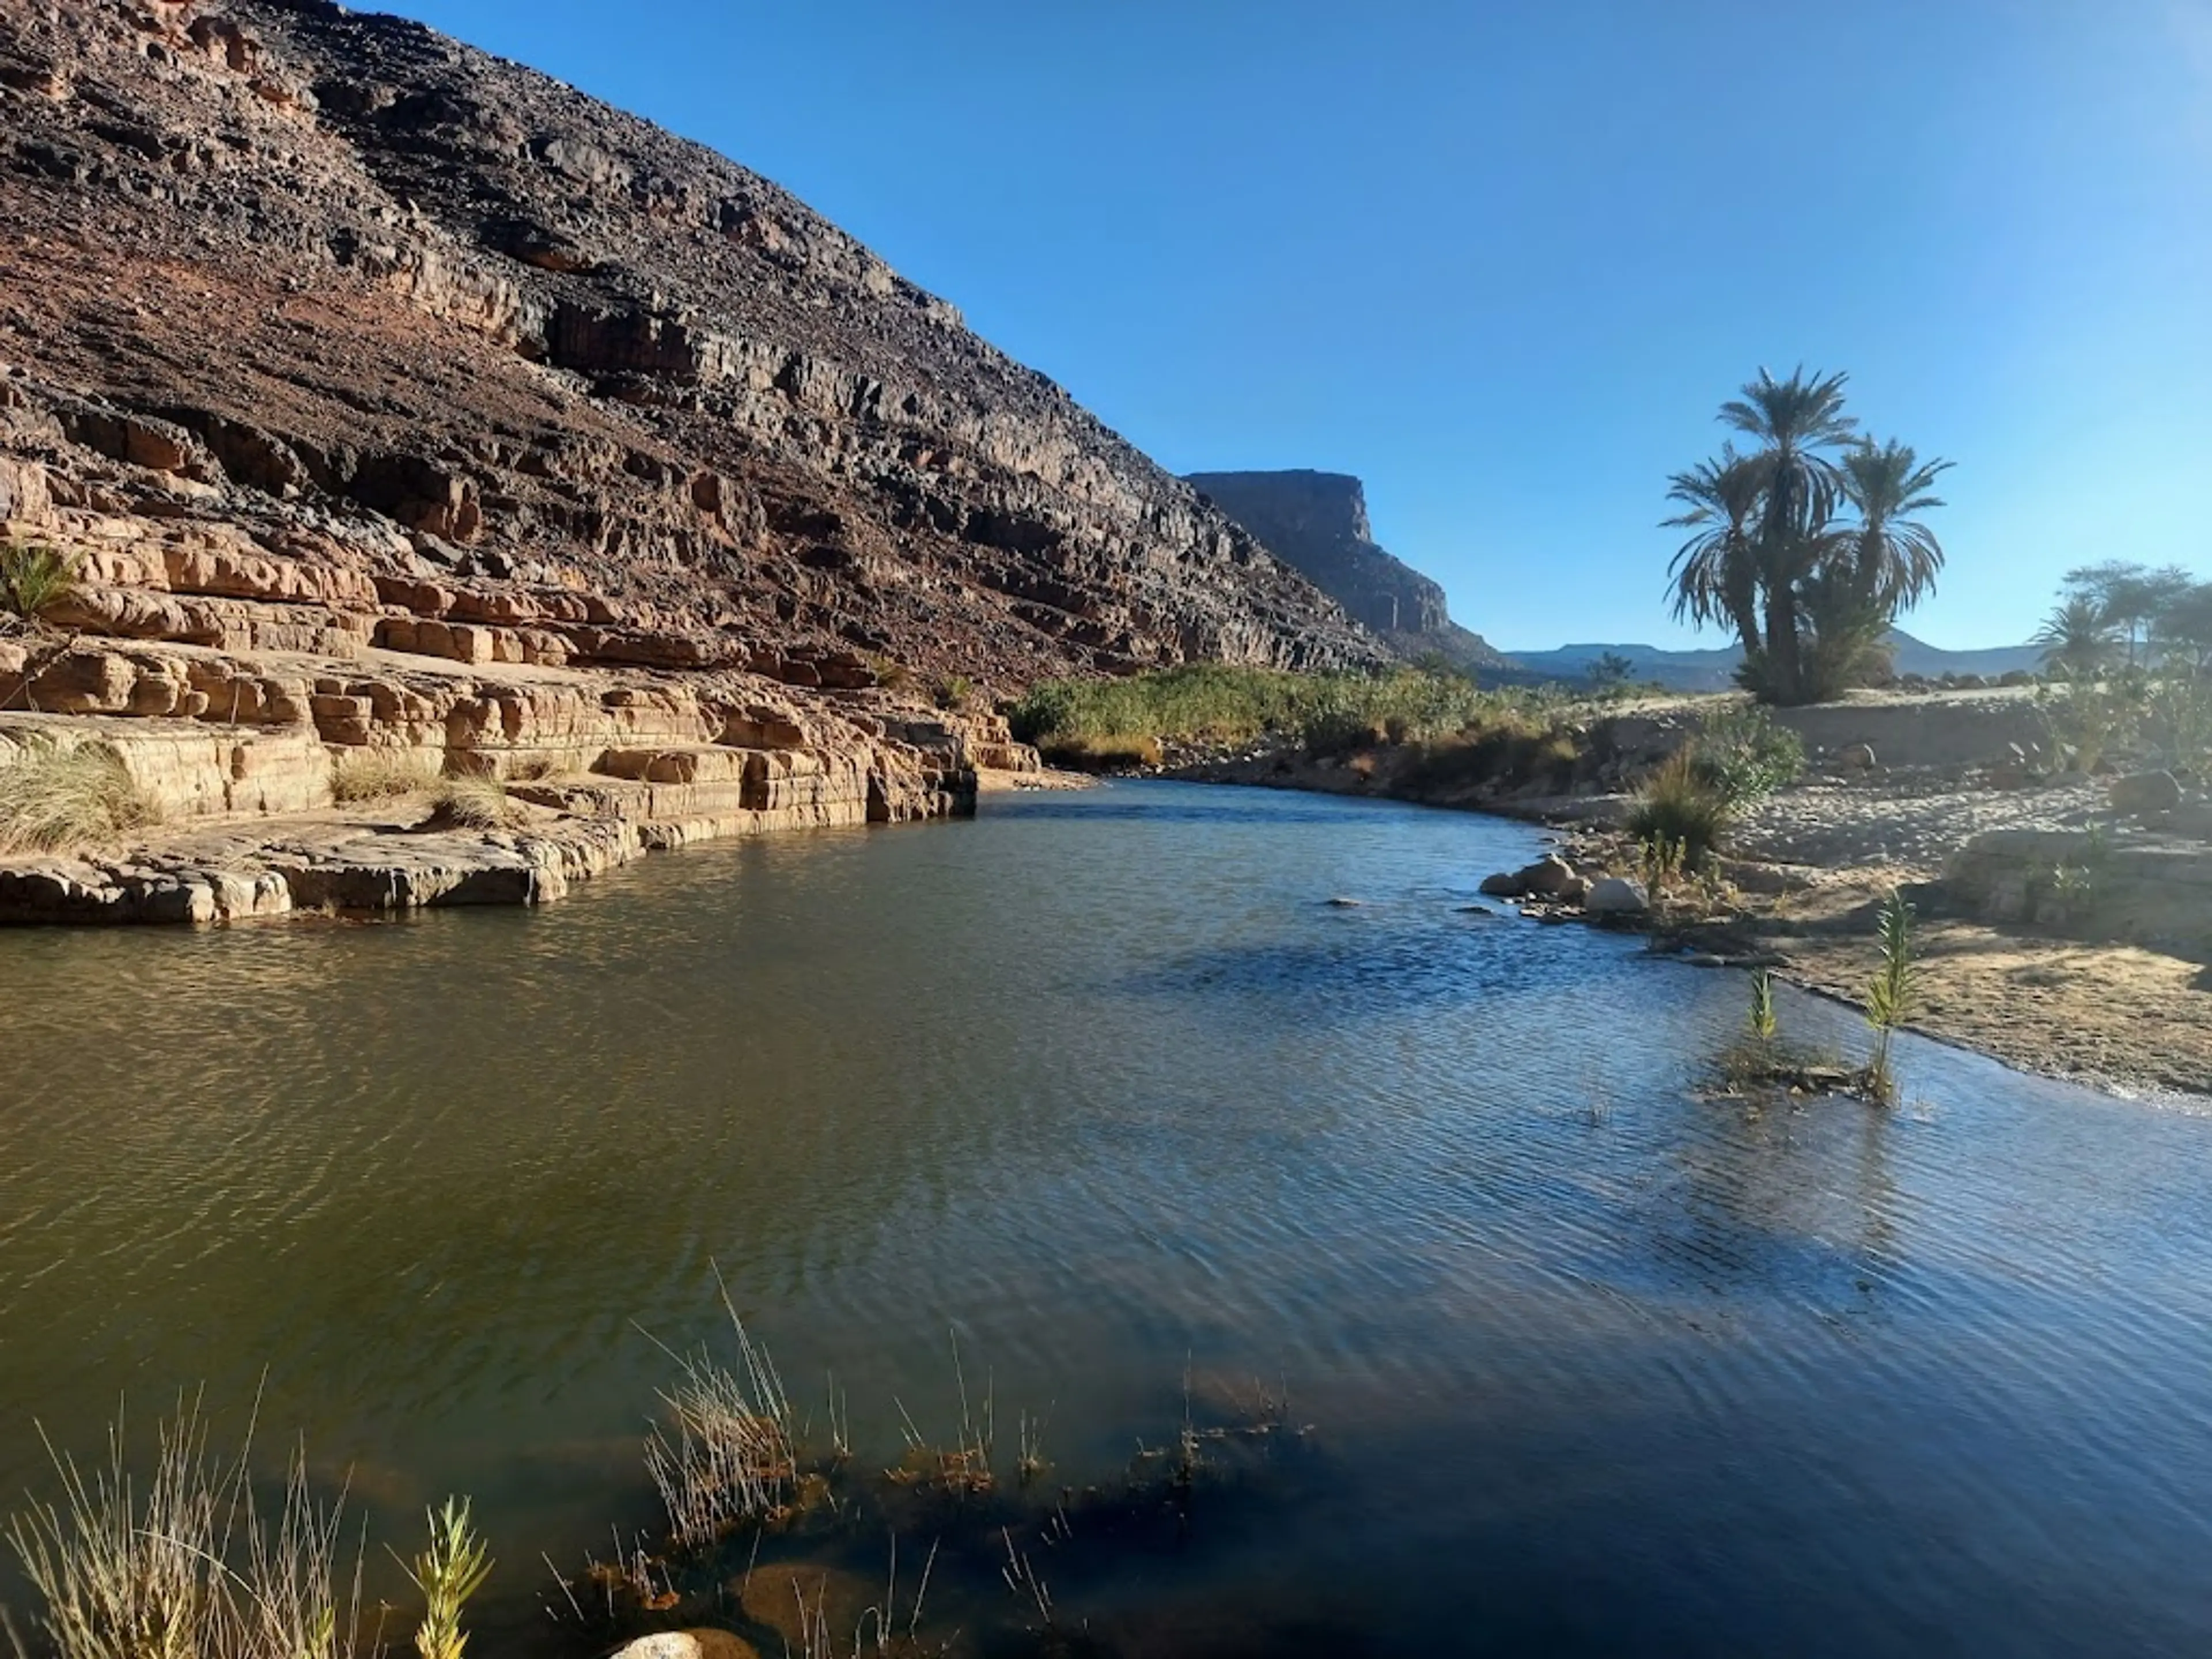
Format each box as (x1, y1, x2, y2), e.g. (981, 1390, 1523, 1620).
(1719, 368, 1859, 699)
(1833, 438, 1952, 616)
(1663, 446, 1765, 654)
(2032, 595, 2119, 679)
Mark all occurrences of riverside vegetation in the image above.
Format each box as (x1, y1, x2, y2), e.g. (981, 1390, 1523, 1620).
(4, 1305, 1304, 1659)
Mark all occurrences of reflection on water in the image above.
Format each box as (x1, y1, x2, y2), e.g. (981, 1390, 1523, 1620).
(2, 782, 2211, 1656)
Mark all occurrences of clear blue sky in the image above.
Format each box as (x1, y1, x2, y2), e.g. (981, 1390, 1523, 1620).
(374, 0, 2211, 651)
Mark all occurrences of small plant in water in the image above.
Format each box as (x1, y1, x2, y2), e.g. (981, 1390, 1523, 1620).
(393, 1496, 493, 1659)
(1863, 888, 1918, 1102)
(1749, 969, 1778, 1042)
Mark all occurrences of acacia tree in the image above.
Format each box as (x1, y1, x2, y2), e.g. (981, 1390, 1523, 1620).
(2063, 561, 2194, 664)
(1662, 369, 1952, 704)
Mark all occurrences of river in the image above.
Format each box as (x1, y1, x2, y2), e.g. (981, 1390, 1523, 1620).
(2, 782, 2209, 1656)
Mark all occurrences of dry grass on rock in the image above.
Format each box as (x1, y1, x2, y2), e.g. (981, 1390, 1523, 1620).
(0, 737, 160, 854)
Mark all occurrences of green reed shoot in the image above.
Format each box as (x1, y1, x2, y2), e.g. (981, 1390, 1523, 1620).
(393, 1497, 491, 1659)
(1749, 969, 1778, 1041)
(1863, 889, 1917, 1101)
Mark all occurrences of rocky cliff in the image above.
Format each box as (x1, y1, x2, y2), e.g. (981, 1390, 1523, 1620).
(0, 0, 1381, 687)
(0, 0, 1389, 921)
(1183, 471, 1503, 669)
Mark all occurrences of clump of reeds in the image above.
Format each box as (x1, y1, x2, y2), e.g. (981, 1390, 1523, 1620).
(931, 675, 973, 713)
(1863, 888, 1917, 1103)
(888, 1335, 997, 1501)
(0, 737, 160, 854)
(392, 1497, 491, 1659)
(5, 1397, 376, 1659)
(1626, 751, 1731, 870)
(0, 544, 80, 622)
(643, 1312, 801, 1548)
(329, 748, 440, 804)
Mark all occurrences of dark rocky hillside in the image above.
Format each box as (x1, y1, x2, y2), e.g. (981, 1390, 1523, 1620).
(1183, 469, 1506, 670)
(0, 0, 1380, 688)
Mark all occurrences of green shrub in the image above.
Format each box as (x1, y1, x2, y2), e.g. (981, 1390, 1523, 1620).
(1687, 704, 1804, 804)
(0, 544, 81, 622)
(933, 673, 974, 713)
(0, 737, 160, 853)
(1626, 751, 1732, 869)
(1007, 663, 1504, 750)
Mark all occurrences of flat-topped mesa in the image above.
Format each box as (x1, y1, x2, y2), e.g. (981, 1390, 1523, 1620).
(0, 0, 1381, 688)
(1183, 470, 1505, 669)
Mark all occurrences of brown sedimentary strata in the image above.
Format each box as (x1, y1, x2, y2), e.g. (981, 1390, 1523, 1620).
(0, 0, 1387, 920)
(0, 0, 1378, 685)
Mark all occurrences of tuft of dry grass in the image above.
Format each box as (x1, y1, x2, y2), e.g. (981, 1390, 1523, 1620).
(0, 737, 161, 854)
(426, 775, 513, 831)
(329, 748, 440, 804)
(5, 1397, 376, 1659)
(1626, 751, 1732, 870)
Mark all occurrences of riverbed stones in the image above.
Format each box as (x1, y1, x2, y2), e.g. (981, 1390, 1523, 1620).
(1585, 876, 1650, 916)
(2111, 770, 2183, 817)
(608, 1633, 761, 1659)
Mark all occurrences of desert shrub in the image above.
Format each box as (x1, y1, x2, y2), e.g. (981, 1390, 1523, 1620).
(428, 774, 512, 829)
(1626, 751, 1732, 869)
(1301, 707, 1386, 759)
(0, 543, 80, 622)
(331, 747, 440, 802)
(868, 654, 912, 693)
(932, 673, 974, 713)
(2143, 671, 2212, 774)
(0, 737, 160, 853)
(2034, 678, 2140, 774)
(1687, 703, 1804, 804)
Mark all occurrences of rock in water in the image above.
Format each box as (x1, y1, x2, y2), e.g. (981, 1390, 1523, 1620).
(1479, 870, 1527, 898)
(1585, 876, 1650, 916)
(1516, 854, 1580, 897)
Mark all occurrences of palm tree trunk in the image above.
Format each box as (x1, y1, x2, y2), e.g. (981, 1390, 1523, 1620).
(1764, 585, 1802, 703)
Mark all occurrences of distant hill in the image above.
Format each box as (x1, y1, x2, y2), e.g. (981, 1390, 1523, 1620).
(1501, 632, 2043, 692)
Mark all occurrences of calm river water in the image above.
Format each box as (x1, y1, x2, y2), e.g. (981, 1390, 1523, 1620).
(2, 782, 2210, 1656)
